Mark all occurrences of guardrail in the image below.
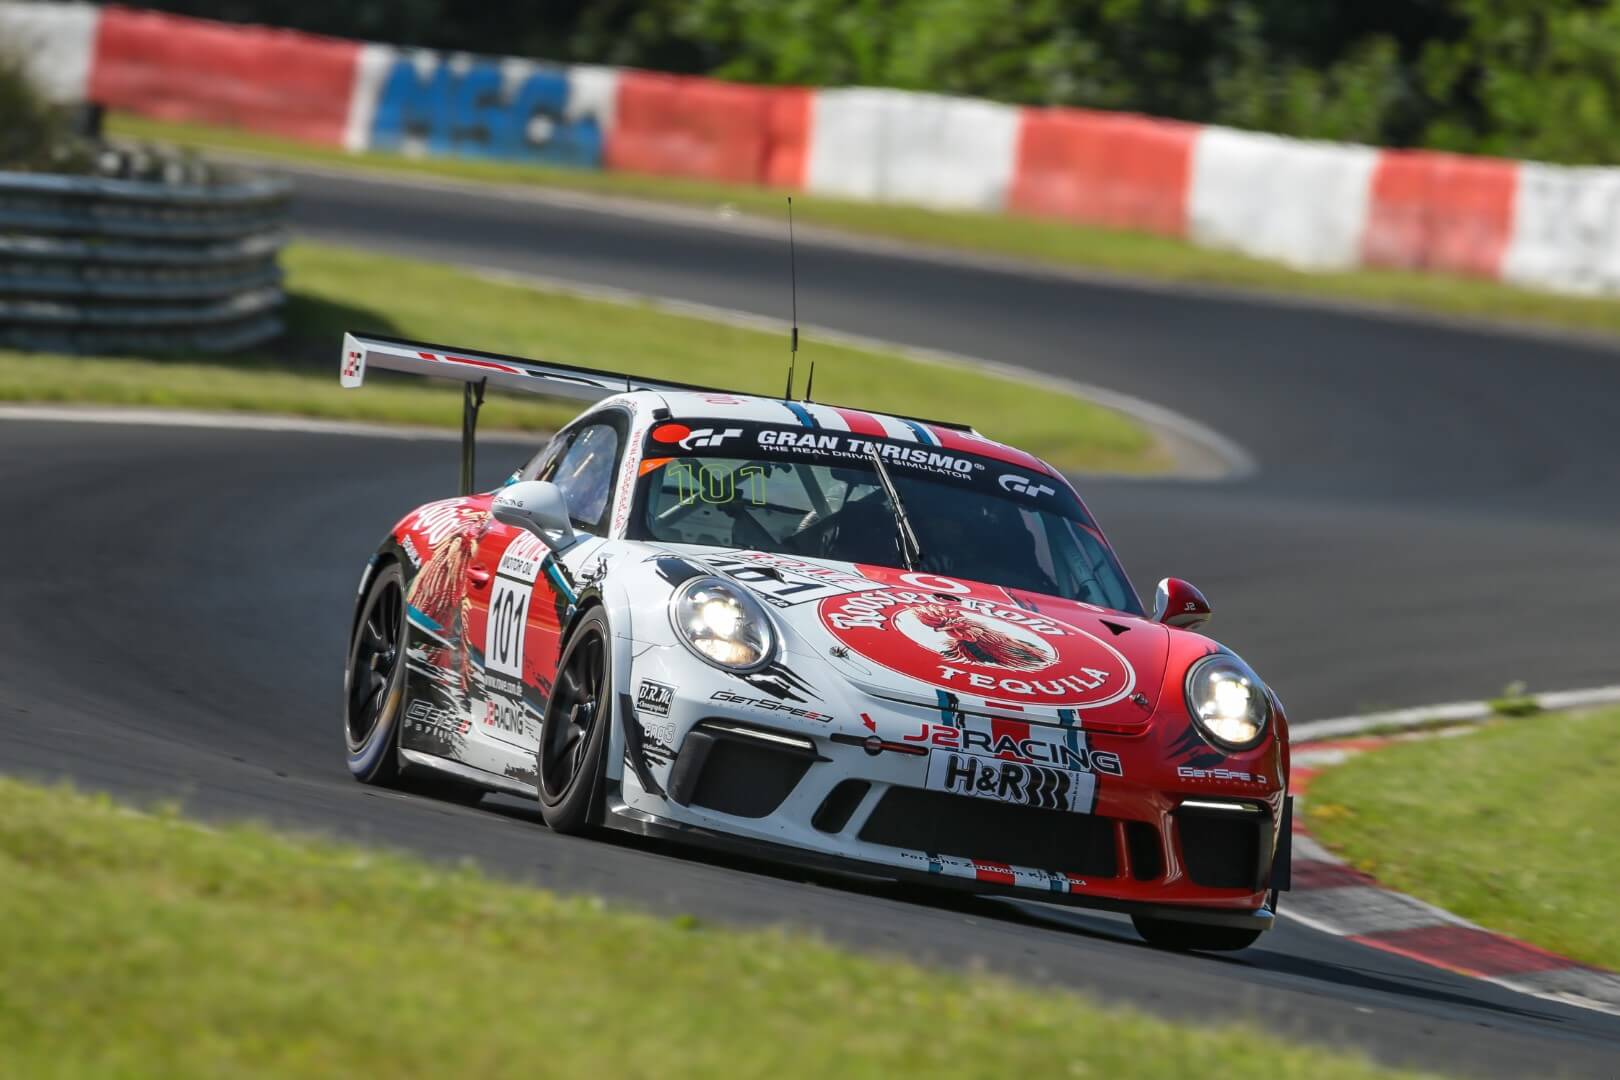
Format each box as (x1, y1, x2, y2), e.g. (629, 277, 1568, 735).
(0, 169, 290, 353)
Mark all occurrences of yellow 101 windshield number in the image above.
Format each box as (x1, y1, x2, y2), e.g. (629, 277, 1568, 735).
(669, 463, 767, 507)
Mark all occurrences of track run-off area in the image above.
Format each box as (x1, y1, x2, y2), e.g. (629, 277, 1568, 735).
(3, 164, 1618, 1077)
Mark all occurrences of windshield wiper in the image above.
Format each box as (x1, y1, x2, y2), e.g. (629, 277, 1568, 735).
(865, 446, 923, 571)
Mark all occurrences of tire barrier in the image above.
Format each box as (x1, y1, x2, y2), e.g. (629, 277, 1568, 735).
(0, 168, 289, 353)
(8, 1, 1620, 297)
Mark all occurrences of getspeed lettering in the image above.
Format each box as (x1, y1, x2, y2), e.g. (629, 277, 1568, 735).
(709, 690, 832, 722)
(404, 699, 468, 736)
(1177, 765, 1265, 784)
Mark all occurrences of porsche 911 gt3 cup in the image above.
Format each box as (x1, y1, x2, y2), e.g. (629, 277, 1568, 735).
(339, 332, 1292, 952)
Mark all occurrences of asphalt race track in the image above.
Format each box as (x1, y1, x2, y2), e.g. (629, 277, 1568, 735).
(4, 165, 1619, 1076)
(285, 166, 1620, 720)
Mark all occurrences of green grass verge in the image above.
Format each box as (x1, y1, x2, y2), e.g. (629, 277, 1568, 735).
(110, 112, 1620, 341)
(1306, 708, 1620, 971)
(0, 242, 1161, 474)
(0, 777, 1433, 1079)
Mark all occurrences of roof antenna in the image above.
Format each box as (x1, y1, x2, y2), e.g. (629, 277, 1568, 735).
(784, 196, 799, 399)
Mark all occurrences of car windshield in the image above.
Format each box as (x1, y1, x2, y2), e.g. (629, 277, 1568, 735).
(629, 423, 1142, 614)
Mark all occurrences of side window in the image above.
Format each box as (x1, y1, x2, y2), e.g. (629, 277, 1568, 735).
(546, 422, 621, 534)
(521, 432, 570, 483)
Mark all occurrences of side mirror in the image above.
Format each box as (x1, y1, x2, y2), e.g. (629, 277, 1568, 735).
(491, 481, 577, 548)
(1153, 577, 1212, 630)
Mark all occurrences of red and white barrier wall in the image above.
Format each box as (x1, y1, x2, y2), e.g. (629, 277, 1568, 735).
(7, 2, 1619, 296)
(0, 1, 97, 103)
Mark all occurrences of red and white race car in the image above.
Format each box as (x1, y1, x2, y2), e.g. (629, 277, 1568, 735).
(341, 333, 1291, 951)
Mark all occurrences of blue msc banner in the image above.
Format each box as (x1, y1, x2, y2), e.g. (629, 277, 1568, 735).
(370, 57, 604, 168)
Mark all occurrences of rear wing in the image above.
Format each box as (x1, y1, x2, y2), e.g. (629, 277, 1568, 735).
(340, 331, 733, 496)
(340, 331, 722, 400)
(338, 331, 978, 496)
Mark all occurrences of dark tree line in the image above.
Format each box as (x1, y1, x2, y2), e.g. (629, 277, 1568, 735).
(131, 1, 1620, 164)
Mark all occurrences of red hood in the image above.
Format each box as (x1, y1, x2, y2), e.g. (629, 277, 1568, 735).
(677, 549, 1170, 731)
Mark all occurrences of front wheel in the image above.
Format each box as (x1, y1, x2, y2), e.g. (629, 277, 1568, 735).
(537, 607, 613, 834)
(1132, 915, 1264, 952)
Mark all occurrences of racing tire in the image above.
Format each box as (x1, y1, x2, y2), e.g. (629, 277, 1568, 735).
(537, 607, 612, 834)
(345, 561, 409, 786)
(1131, 915, 1264, 953)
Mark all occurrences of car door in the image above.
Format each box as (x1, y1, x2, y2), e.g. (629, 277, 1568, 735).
(465, 415, 626, 758)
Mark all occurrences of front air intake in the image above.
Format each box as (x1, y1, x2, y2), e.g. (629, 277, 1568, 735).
(859, 787, 1118, 877)
(1124, 820, 1163, 881)
(812, 780, 871, 834)
(1174, 804, 1271, 891)
(666, 721, 816, 819)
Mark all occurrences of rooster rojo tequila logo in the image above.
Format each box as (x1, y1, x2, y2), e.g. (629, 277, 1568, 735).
(818, 590, 1134, 707)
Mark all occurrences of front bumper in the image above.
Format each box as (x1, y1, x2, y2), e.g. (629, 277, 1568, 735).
(604, 788, 1276, 930)
(620, 646, 1287, 928)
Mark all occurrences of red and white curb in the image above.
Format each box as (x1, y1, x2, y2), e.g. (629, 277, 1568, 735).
(1291, 684, 1620, 744)
(1287, 737, 1620, 1017)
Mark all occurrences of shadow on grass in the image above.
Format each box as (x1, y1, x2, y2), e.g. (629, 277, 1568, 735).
(105, 287, 404, 375)
(255, 288, 405, 371)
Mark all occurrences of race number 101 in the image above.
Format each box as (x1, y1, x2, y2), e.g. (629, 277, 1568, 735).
(669, 463, 766, 507)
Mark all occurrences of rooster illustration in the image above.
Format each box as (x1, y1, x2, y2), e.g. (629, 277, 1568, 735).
(911, 603, 1052, 671)
(406, 511, 491, 690)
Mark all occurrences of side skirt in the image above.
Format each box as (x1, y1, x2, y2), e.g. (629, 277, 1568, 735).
(399, 747, 537, 799)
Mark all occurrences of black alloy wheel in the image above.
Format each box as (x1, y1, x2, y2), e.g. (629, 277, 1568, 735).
(538, 608, 612, 833)
(346, 563, 407, 784)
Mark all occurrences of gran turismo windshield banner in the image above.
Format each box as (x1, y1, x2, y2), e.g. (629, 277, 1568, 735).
(640, 419, 1090, 522)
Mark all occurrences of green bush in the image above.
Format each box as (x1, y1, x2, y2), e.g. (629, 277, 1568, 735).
(607, 0, 1620, 163)
(1419, 0, 1620, 163)
(0, 52, 61, 169)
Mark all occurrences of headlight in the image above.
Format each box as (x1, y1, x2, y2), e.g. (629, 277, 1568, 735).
(1184, 653, 1271, 751)
(670, 577, 775, 671)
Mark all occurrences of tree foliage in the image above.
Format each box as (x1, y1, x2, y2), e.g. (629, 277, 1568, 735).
(130, 0, 1620, 164)
(0, 51, 77, 171)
